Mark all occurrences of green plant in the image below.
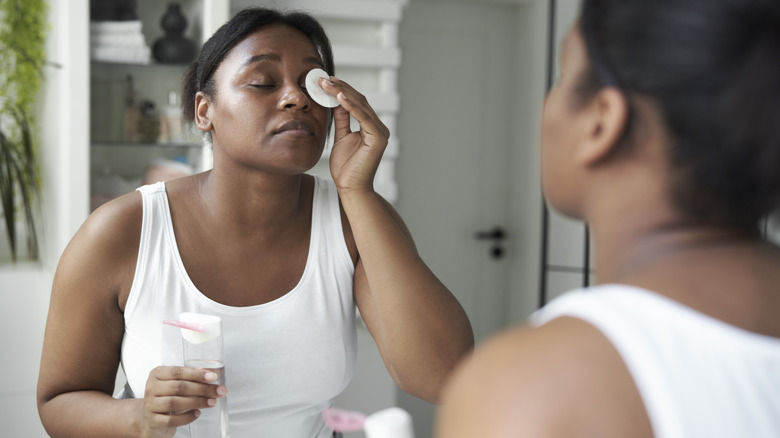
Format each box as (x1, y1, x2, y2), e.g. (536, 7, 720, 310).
(0, 0, 48, 262)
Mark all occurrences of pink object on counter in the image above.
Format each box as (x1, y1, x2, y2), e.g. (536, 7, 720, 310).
(323, 407, 367, 433)
(323, 406, 415, 437)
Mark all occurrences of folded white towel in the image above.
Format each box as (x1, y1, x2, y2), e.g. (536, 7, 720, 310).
(90, 33, 147, 48)
(91, 45, 151, 64)
(89, 20, 143, 35)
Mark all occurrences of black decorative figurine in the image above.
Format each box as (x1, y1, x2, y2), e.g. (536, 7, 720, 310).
(152, 3, 196, 64)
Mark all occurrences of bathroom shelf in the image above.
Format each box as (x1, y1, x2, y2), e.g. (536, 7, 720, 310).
(89, 0, 228, 211)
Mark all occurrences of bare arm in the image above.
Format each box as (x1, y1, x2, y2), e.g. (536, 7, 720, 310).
(323, 77, 474, 404)
(36, 193, 223, 437)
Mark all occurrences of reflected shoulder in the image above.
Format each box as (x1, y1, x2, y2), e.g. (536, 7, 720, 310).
(437, 317, 646, 438)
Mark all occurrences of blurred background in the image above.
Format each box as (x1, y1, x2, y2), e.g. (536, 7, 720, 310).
(4, 0, 776, 436)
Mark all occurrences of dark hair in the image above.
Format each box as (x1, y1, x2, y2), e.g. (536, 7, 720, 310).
(578, 0, 780, 228)
(181, 7, 334, 125)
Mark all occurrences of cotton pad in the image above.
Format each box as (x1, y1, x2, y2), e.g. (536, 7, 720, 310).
(179, 312, 222, 344)
(305, 68, 339, 108)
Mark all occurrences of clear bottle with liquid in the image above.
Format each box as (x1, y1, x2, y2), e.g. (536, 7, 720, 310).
(179, 312, 230, 438)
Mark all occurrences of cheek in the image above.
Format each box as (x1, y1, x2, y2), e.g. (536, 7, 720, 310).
(540, 98, 562, 197)
(539, 94, 579, 217)
(540, 90, 566, 148)
(316, 107, 331, 134)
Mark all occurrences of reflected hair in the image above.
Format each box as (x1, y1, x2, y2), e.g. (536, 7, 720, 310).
(577, 0, 780, 228)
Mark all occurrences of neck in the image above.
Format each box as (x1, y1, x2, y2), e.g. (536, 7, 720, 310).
(195, 167, 310, 236)
(591, 213, 761, 284)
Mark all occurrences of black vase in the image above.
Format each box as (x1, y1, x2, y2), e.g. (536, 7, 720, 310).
(152, 3, 196, 64)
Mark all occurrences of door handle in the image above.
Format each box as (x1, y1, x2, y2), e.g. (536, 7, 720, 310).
(475, 227, 506, 241)
(475, 227, 507, 260)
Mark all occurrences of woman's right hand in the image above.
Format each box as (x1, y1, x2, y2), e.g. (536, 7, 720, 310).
(137, 366, 228, 438)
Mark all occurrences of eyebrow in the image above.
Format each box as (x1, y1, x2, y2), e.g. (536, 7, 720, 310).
(240, 53, 324, 70)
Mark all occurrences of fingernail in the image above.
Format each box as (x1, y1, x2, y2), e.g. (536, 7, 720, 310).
(207, 398, 216, 407)
(217, 386, 228, 396)
(205, 372, 218, 382)
(194, 410, 201, 418)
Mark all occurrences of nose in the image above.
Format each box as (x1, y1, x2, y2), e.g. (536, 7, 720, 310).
(278, 82, 311, 111)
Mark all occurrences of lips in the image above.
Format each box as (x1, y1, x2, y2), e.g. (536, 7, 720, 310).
(275, 119, 315, 136)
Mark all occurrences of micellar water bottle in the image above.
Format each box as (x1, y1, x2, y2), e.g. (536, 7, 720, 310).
(179, 312, 230, 438)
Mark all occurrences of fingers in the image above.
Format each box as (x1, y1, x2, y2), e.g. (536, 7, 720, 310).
(143, 366, 227, 428)
(148, 406, 201, 430)
(152, 364, 220, 385)
(333, 105, 352, 141)
(319, 77, 390, 143)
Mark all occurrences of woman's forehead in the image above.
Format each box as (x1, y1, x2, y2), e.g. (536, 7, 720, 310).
(225, 25, 321, 68)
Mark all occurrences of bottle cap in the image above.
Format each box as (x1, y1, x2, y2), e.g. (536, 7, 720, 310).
(179, 312, 222, 344)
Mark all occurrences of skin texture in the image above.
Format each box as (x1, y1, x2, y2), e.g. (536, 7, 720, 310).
(435, 22, 780, 438)
(37, 24, 473, 438)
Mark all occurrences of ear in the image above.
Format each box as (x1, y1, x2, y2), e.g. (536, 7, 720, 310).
(194, 91, 213, 132)
(577, 87, 629, 166)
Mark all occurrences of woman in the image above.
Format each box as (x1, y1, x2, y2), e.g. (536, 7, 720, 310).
(37, 8, 473, 438)
(437, 0, 780, 437)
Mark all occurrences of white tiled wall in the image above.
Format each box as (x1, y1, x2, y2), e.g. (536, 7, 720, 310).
(547, 209, 587, 268)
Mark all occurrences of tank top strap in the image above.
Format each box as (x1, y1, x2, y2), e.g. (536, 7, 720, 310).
(125, 181, 170, 318)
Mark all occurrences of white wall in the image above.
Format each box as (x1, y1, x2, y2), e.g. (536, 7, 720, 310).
(0, 268, 52, 437)
(504, 0, 551, 324)
(538, 0, 589, 304)
(0, 0, 91, 435)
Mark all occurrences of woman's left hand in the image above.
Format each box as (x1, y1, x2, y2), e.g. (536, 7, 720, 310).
(320, 76, 390, 194)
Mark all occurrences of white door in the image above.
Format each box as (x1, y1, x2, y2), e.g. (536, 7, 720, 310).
(395, 0, 550, 436)
(398, 1, 513, 345)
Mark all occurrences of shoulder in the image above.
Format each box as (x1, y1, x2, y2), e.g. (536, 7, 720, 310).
(54, 190, 144, 302)
(81, 189, 144, 253)
(436, 317, 653, 438)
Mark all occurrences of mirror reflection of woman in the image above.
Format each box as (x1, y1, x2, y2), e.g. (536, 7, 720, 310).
(37, 8, 473, 438)
(437, 0, 780, 437)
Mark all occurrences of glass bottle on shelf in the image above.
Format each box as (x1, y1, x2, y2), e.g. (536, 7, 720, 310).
(160, 90, 185, 144)
(123, 74, 141, 142)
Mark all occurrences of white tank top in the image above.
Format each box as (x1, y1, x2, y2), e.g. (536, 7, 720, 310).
(531, 284, 780, 438)
(120, 176, 356, 438)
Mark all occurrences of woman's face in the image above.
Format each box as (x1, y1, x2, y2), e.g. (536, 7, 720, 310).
(540, 24, 592, 218)
(205, 24, 330, 175)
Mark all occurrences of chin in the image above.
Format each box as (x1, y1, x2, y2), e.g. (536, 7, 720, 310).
(542, 193, 581, 221)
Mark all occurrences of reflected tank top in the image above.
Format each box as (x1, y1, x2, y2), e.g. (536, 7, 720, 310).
(531, 284, 780, 438)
